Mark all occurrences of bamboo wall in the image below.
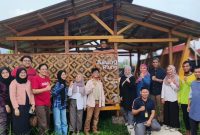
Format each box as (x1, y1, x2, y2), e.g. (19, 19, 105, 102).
(0, 53, 119, 104)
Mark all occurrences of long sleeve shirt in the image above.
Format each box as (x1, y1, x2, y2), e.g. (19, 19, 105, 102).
(161, 81, 179, 102)
(9, 80, 35, 109)
(68, 86, 86, 110)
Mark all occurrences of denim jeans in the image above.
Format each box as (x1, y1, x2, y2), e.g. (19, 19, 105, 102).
(121, 107, 134, 125)
(53, 107, 68, 135)
(135, 119, 161, 135)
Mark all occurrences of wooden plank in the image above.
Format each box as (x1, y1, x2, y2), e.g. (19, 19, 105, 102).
(14, 41, 18, 54)
(168, 33, 173, 65)
(64, 19, 69, 53)
(17, 5, 113, 36)
(113, 3, 118, 52)
(101, 104, 120, 111)
(117, 15, 191, 39)
(18, 20, 64, 36)
(178, 36, 192, 75)
(117, 23, 134, 35)
(6, 35, 123, 41)
(90, 13, 114, 35)
(108, 38, 179, 43)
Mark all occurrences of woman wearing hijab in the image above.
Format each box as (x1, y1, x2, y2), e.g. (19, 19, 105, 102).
(0, 67, 14, 134)
(52, 70, 68, 135)
(136, 64, 151, 97)
(9, 68, 35, 134)
(68, 74, 86, 134)
(161, 65, 180, 132)
(0, 69, 8, 135)
(119, 65, 136, 128)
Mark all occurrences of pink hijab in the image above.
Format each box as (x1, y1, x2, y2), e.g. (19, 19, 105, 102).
(163, 65, 179, 88)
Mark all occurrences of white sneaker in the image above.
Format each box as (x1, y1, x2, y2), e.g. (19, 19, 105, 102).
(170, 128, 178, 132)
(125, 123, 129, 126)
(128, 125, 134, 129)
(165, 126, 171, 130)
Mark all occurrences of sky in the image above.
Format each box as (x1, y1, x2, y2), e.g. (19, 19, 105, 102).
(0, 0, 199, 62)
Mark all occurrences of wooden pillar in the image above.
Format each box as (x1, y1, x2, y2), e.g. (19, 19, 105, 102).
(178, 36, 192, 75)
(14, 41, 18, 54)
(129, 51, 132, 67)
(64, 19, 69, 53)
(134, 50, 141, 76)
(168, 33, 173, 65)
(113, 3, 118, 52)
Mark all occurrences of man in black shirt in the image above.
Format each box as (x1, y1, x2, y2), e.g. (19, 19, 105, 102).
(149, 57, 166, 124)
(132, 88, 161, 135)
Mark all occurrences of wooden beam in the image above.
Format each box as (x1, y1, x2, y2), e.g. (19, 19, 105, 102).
(108, 38, 179, 43)
(117, 23, 134, 35)
(3, 24, 18, 34)
(17, 4, 113, 36)
(179, 36, 192, 75)
(127, 11, 154, 38)
(117, 15, 191, 38)
(64, 19, 69, 53)
(37, 13, 48, 24)
(6, 36, 123, 41)
(113, 3, 118, 52)
(168, 33, 173, 65)
(14, 41, 18, 54)
(0, 38, 6, 42)
(90, 13, 114, 35)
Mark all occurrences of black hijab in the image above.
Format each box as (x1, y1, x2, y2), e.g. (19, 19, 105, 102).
(16, 68, 27, 84)
(0, 67, 14, 88)
(57, 70, 66, 106)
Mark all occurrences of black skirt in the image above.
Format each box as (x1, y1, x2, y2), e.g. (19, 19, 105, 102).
(12, 94, 31, 135)
(163, 101, 180, 128)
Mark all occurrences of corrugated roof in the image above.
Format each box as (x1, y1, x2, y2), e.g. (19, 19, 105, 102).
(0, 0, 199, 53)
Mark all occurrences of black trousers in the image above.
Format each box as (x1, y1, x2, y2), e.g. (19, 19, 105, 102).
(181, 104, 191, 130)
(190, 118, 199, 135)
(163, 101, 180, 128)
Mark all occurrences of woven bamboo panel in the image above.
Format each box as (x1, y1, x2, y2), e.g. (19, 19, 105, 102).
(0, 53, 119, 104)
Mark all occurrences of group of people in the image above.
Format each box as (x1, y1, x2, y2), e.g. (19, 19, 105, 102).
(119, 57, 200, 135)
(0, 55, 106, 135)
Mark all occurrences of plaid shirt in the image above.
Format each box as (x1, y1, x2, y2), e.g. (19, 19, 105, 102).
(52, 82, 68, 110)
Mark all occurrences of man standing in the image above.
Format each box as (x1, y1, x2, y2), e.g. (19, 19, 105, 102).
(12, 55, 36, 81)
(132, 87, 161, 135)
(188, 65, 200, 135)
(84, 68, 105, 135)
(179, 61, 195, 135)
(149, 57, 166, 124)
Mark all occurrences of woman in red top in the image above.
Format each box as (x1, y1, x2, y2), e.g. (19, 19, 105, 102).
(31, 63, 51, 135)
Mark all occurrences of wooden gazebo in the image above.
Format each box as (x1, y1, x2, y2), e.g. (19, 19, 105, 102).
(0, 0, 200, 110)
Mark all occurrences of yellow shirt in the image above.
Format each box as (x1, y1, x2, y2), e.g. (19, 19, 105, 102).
(178, 73, 195, 104)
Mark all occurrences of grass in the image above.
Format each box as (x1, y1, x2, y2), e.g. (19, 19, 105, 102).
(10, 108, 200, 135)
(29, 111, 128, 135)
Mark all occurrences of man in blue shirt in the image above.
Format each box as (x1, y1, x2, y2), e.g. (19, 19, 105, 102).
(188, 65, 200, 135)
(132, 87, 161, 135)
